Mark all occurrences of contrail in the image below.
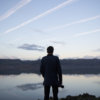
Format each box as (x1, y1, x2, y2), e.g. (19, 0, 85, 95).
(1, 0, 77, 35)
(46, 15, 100, 31)
(8, 37, 27, 43)
(8, 35, 32, 43)
(8, 37, 57, 44)
(74, 29, 100, 36)
(5, 91, 24, 99)
(0, 0, 31, 21)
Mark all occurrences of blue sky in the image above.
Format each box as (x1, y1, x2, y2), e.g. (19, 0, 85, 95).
(0, 0, 100, 60)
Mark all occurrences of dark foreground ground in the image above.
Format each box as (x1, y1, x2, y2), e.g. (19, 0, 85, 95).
(38, 93, 100, 100)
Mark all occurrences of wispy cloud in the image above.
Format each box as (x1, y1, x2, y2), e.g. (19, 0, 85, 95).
(0, 55, 18, 59)
(51, 41, 66, 45)
(18, 44, 45, 51)
(41, 38, 57, 42)
(74, 29, 100, 36)
(65, 55, 100, 59)
(33, 29, 48, 34)
(8, 37, 25, 43)
(7, 34, 34, 43)
(35, 38, 57, 43)
(0, 0, 31, 21)
(0, 55, 9, 59)
(8, 37, 27, 43)
(7, 36, 57, 44)
(1, 0, 77, 35)
(55, 44, 62, 49)
(93, 48, 100, 52)
(7, 29, 100, 44)
(46, 15, 100, 31)
(83, 55, 100, 59)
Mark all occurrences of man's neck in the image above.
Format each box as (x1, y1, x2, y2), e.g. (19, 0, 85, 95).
(47, 53, 53, 55)
(48, 53, 53, 55)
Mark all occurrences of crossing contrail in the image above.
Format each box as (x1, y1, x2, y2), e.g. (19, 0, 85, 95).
(1, 0, 77, 35)
(74, 29, 100, 37)
(0, 0, 31, 21)
(8, 35, 32, 43)
(8, 37, 27, 43)
(46, 15, 100, 31)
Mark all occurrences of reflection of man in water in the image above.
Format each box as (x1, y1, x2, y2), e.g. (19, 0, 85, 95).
(40, 46, 62, 100)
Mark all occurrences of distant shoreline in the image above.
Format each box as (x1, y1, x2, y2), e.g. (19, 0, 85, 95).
(0, 59, 100, 75)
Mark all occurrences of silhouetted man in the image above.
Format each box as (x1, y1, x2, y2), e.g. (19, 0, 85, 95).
(40, 46, 62, 100)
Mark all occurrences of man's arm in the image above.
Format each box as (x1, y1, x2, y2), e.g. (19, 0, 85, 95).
(56, 57, 62, 84)
(40, 58, 45, 78)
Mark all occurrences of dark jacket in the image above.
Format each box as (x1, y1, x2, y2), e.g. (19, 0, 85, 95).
(40, 54, 62, 86)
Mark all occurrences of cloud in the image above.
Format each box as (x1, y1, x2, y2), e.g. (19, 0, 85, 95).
(8, 34, 34, 43)
(55, 44, 62, 49)
(33, 29, 48, 34)
(10, 56, 19, 59)
(74, 29, 100, 37)
(51, 41, 66, 45)
(46, 15, 100, 31)
(18, 44, 45, 51)
(8, 37, 27, 43)
(16, 83, 43, 91)
(0, 55, 9, 59)
(42, 38, 57, 42)
(0, 55, 18, 59)
(0, 0, 31, 21)
(83, 55, 100, 59)
(0, 43, 16, 48)
(65, 56, 79, 59)
(83, 55, 95, 59)
(93, 48, 100, 52)
(36, 38, 57, 43)
(8, 35, 32, 43)
(1, 0, 77, 35)
(65, 55, 100, 59)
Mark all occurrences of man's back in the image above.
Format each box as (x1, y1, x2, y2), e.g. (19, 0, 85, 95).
(40, 46, 62, 100)
(40, 54, 62, 86)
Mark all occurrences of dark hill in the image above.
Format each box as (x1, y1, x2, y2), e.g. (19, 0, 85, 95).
(0, 59, 100, 75)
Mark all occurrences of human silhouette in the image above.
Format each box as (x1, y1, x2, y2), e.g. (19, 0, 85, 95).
(40, 46, 62, 100)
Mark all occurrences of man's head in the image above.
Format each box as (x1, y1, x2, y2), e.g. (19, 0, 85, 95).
(47, 46, 54, 54)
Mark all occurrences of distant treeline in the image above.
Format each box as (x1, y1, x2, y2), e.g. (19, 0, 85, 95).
(0, 59, 100, 75)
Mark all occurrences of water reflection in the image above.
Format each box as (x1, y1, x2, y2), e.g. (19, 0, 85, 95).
(5, 90, 24, 99)
(83, 74, 100, 78)
(94, 81, 100, 85)
(16, 83, 43, 91)
(0, 73, 100, 100)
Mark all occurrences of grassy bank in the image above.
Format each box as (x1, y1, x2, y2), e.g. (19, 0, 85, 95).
(38, 93, 100, 100)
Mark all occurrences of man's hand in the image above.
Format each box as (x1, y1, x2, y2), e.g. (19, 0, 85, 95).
(59, 81, 62, 85)
(58, 81, 64, 88)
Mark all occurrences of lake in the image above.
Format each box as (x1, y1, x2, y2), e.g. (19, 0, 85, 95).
(0, 73, 100, 100)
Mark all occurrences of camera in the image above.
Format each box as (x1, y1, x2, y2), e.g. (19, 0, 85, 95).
(58, 84, 64, 88)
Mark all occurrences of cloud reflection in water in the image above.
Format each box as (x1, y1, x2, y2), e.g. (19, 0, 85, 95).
(16, 83, 43, 91)
(94, 81, 100, 85)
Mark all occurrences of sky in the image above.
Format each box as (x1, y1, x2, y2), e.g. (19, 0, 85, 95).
(0, 0, 100, 60)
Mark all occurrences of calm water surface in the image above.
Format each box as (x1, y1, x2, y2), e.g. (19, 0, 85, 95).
(0, 73, 100, 100)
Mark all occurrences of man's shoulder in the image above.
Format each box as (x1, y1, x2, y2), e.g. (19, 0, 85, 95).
(53, 55, 59, 59)
(42, 56, 47, 59)
(42, 55, 59, 59)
